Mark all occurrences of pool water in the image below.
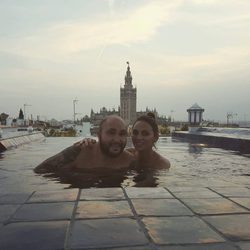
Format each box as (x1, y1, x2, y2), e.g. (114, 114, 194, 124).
(0, 135, 249, 191)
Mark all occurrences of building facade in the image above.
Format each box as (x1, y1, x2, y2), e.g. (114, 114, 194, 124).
(90, 107, 119, 126)
(120, 62, 137, 125)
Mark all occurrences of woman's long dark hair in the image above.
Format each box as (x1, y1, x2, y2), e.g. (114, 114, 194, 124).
(132, 112, 159, 138)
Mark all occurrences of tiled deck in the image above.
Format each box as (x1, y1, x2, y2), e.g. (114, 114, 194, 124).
(0, 186, 250, 249)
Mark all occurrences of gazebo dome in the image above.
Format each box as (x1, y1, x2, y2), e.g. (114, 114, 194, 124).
(187, 103, 204, 112)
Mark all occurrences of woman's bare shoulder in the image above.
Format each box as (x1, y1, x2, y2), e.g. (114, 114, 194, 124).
(156, 153, 171, 169)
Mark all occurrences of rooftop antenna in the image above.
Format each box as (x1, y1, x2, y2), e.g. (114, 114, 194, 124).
(226, 112, 237, 126)
(73, 98, 78, 124)
(23, 103, 31, 126)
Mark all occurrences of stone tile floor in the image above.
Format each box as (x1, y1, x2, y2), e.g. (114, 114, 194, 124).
(0, 186, 249, 250)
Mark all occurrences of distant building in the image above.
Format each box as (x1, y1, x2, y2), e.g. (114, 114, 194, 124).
(120, 62, 137, 125)
(49, 119, 61, 127)
(0, 113, 9, 125)
(137, 107, 158, 120)
(90, 107, 119, 126)
(187, 103, 204, 125)
(6, 117, 14, 126)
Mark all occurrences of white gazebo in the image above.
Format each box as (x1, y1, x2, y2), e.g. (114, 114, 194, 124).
(187, 103, 204, 131)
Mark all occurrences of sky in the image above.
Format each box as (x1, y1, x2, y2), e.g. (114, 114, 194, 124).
(0, 0, 250, 123)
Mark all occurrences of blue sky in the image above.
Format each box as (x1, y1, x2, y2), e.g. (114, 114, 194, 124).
(0, 0, 249, 122)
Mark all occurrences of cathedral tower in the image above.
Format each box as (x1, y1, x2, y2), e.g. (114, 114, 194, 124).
(120, 62, 137, 125)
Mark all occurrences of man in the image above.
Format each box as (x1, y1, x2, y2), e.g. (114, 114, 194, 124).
(34, 115, 134, 174)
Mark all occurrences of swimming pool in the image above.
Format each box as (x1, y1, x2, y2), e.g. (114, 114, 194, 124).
(0, 135, 249, 192)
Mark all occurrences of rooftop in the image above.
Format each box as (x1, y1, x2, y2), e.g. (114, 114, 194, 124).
(1, 185, 249, 249)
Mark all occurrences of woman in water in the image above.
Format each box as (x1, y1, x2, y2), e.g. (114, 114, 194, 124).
(130, 112, 170, 169)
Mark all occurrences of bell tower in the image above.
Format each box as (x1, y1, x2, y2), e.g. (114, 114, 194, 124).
(120, 62, 137, 125)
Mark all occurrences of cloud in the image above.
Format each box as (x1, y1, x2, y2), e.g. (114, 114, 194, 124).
(0, 1, 182, 61)
(134, 43, 250, 87)
(179, 0, 250, 27)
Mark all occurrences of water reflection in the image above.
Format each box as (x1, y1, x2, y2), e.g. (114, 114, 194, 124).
(188, 143, 206, 155)
(1, 136, 250, 191)
(127, 168, 161, 187)
(37, 166, 165, 189)
(0, 153, 4, 160)
(40, 168, 125, 188)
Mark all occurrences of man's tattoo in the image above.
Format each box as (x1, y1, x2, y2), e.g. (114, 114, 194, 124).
(61, 145, 81, 165)
(34, 144, 81, 173)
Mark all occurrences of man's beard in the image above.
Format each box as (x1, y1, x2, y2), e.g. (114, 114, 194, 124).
(99, 137, 126, 157)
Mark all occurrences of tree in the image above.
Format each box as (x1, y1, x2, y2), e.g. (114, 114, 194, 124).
(18, 109, 24, 119)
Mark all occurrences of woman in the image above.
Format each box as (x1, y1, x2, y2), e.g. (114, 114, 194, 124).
(130, 112, 170, 169)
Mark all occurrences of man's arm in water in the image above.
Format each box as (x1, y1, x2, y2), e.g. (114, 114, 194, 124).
(34, 144, 81, 174)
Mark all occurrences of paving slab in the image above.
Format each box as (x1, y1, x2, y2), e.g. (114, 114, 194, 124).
(0, 192, 32, 204)
(69, 218, 148, 249)
(170, 190, 221, 199)
(0, 204, 20, 222)
(230, 197, 250, 209)
(75, 200, 133, 219)
(210, 187, 250, 197)
(80, 187, 125, 200)
(167, 187, 210, 192)
(0, 221, 68, 250)
(27, 189, 78, 203)
(109, 246, 152, 250)
(158, 243, 238, 249)
(10, 202, 74, 222)
(36, 182, 70, 191)
(131, 198, 193, 216)
(181, 198, 249, 215)
(203, 214, 250, 241)
(125, 187, 173, 199)
(142, 217, 225, 245)
(235, 242, 250, 250)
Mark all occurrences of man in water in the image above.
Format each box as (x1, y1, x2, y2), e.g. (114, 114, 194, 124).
(34, 115, 134, 174)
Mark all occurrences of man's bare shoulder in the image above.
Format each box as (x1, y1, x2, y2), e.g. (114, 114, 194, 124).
(34, 144, 81, 174)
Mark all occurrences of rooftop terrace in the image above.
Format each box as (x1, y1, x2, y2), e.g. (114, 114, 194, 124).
(1, 185, 249, 249)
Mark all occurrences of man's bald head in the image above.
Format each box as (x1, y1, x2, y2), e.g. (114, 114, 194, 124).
(99, 115, 126, 134)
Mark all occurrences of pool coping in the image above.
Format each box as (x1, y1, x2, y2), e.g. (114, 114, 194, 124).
(0, 185, 250, 249)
